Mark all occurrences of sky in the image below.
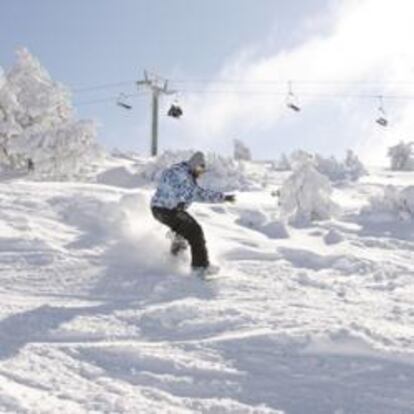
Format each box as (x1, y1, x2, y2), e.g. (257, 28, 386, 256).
(1, 0, 414, 164)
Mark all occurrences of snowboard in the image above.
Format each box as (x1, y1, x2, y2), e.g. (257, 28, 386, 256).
(200, 272, 222, 281)
(192, 265, 222, 281)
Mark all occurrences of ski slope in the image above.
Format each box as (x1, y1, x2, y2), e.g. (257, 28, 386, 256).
(0, 157, 413, 414)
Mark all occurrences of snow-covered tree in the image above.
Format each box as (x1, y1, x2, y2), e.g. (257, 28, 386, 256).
(387, 141, 414, 171)
(344, 149, 367, 180)
(364, 185, 414, 221)
(272, 153, 291, 171)
(314, 150, 367, 182)
(270, 149, 366, 180)
(233, 139, 252, 161)
(0, 47, 98, 178)
(314, 154, 344, 181)
(279, 151, 337, 224)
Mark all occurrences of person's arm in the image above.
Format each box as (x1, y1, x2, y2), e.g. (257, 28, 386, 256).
(194, 184, 225, 203)
(167, 164, 235, 205)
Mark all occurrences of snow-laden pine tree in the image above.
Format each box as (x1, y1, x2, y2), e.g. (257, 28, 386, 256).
(314, 154, 344, 181)
(313, 150, 367, 182)
(387, 141, 414, 171)
(364, 185, 414, 221)
(271, 150, 366, 179)
(272, 153, 291, 171)
(233, 139, 252, 161)
(279, 151, 337, 224)
(344, 149, 367, 180)
(0, 47, 98, 178)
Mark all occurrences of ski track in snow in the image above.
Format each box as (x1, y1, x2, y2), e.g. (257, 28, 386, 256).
(0, 164, 414, 414)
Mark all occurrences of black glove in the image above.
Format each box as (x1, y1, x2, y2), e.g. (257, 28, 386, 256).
(176, 202, 186, 210)
(224, 194, 236, 203)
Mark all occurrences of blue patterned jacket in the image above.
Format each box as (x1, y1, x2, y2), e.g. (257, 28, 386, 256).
(151, 162, 224, 210)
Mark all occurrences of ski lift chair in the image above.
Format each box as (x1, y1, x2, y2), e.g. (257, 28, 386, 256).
(376, 116, 388, 127)
(376, 96, 388, 127)
(117, 93, 133, 110)
(167, 99, 183, 118)
(286, 81, 301, 112)
(375, 96, 388, 127)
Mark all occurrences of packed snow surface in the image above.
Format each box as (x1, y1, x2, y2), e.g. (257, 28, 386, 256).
(0, 154, 414, 414)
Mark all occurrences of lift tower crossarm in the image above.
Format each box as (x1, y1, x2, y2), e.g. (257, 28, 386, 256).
(137, 71, 175, 156)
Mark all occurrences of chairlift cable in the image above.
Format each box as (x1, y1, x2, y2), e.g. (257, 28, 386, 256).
(168, 89, 414, 100)
(72, 78, 414, 95)
(72, 80, 136, 93)
(171, 79, 414, 86)
(74, 89, 414, 106)
(75, 92, 146, 106)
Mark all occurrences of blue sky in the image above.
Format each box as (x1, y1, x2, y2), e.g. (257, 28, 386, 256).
(1, 0, 414, 163)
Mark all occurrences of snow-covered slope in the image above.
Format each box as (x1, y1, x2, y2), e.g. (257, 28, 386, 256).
(0, 156, 413, 414)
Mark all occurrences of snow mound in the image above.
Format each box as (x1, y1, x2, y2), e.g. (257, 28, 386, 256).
(96, 166, 146, 188)
(236, 209, 268, 229)
(304, 329, 379, 358)
(324, 228, 345, 245)
(236, 209, 289, 239)
(260, 220, 290, 239)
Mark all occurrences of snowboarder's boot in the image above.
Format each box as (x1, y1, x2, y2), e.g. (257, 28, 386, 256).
(192, 264, 220, 279)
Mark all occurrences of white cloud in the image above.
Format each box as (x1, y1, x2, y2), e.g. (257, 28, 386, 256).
(181, 0, 414, 164)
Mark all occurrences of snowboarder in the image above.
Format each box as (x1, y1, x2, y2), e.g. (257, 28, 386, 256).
(151, 152, 235, 277)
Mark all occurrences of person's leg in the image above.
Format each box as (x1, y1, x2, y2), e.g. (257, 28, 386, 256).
(173, 210, 209, 268)
(170, 233, 188, 256)
(151, 207, 209, 268)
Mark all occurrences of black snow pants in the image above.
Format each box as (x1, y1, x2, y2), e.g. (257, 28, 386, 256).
(151, 206, 209, 268)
